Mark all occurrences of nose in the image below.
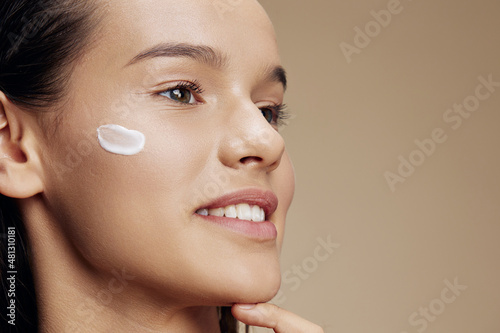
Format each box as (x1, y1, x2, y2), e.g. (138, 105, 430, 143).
(217, 100, 285, 173)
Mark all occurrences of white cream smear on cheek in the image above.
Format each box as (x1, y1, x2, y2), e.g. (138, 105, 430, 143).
(97, 124, 145, 155)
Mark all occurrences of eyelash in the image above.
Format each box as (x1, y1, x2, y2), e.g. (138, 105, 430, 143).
(157, 81, 291, 127)
(170, 80, 205, 95)
(157, 80, 204, 104)
(261, 103, 292, 128)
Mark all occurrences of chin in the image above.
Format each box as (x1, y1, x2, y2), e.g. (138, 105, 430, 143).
(223, 264, 282, 304)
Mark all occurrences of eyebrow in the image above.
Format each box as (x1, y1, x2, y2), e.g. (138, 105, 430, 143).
(126, 42, 228, 68)
(126, 42, 287, 90)
(267, 65, 287, 91)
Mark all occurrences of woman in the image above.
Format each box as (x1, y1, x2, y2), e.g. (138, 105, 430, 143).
(0, 0, 323, 332)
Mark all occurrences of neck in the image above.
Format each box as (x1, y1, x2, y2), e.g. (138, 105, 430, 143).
(21, 197, 221, 333)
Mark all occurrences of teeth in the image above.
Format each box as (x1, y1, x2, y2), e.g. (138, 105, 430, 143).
(224, 205, 237, 218)
(196, 204, 266, 222)
(197, 208, 208, 216)
(208, 208, 224, 216)
(251, 205, 261, 222)
(236, 203, 252, 221)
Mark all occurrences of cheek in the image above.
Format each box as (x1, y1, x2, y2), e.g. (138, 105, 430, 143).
(42, 118, 209, 263)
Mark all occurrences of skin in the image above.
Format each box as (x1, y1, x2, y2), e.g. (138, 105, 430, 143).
(0, 0, 323, 331)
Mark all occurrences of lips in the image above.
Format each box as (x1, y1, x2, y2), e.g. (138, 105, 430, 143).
(193, 188, 279, 240)
(194, 188, 278, 221)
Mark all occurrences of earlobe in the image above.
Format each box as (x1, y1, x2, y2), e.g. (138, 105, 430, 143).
(0, 92, 44, 198)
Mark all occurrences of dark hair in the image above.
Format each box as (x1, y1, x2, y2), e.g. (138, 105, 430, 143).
(0, 1, 240, 332)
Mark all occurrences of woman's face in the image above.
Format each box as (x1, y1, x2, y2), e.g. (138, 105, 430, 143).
(40, 0, 295, 306)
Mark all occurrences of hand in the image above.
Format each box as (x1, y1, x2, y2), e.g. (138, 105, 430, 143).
(232, 303, 324, 333)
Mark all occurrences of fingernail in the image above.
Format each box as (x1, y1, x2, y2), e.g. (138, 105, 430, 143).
(237, 303, 257, 310)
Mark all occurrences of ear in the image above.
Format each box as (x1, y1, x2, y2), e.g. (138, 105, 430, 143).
(0, 92, 44, 198)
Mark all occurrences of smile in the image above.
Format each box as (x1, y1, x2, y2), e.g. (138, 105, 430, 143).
(193, 188, 279, 240)
(196, 204, 266, 222)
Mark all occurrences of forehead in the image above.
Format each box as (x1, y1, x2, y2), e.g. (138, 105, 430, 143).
(94, 0, 280, 68)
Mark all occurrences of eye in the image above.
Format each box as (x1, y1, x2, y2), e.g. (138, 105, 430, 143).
(259, 104, 290, 127)
(160, 88, 195, 104)
(260, 107, 274, 123)
(158, 81, 204, 104)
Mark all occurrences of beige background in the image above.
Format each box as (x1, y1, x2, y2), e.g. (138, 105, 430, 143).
(257, 0, 500, 332)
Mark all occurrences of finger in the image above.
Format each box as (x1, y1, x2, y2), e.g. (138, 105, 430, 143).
(232, 303, 324, 333)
